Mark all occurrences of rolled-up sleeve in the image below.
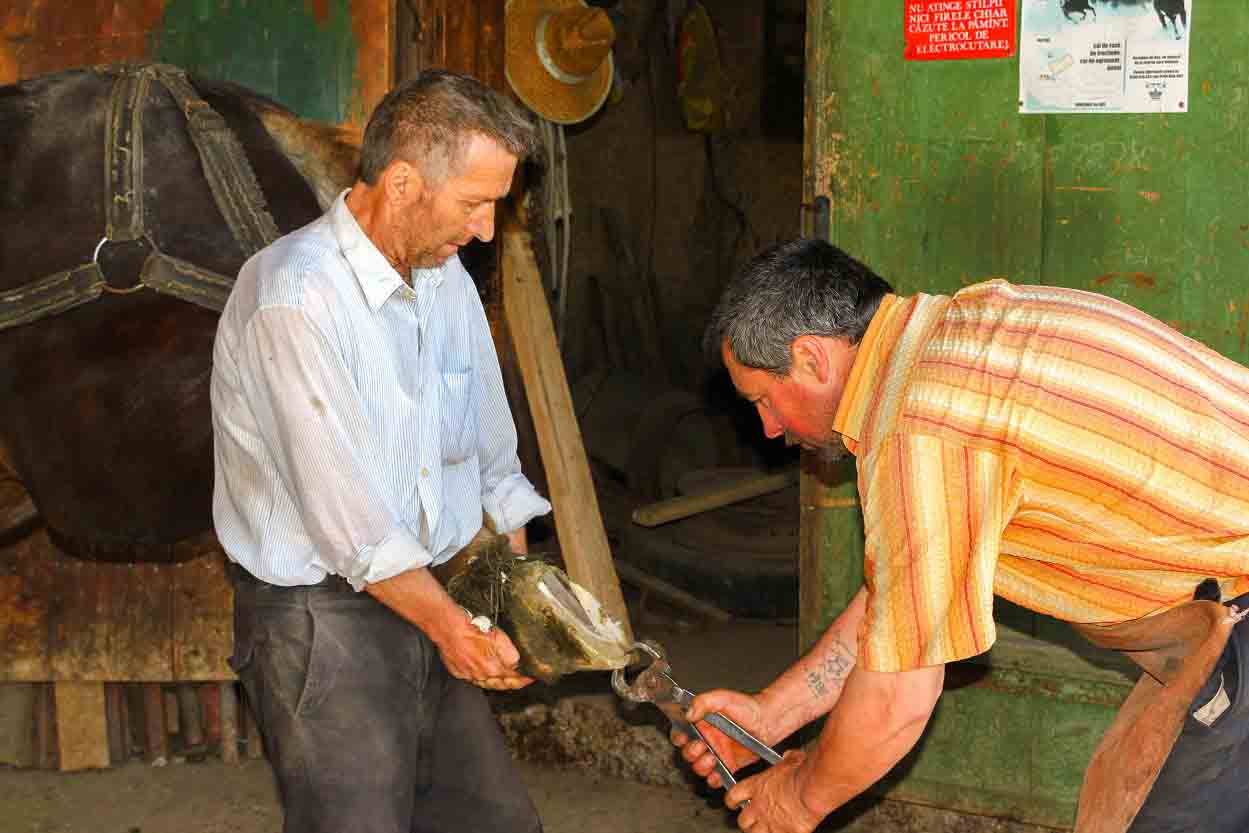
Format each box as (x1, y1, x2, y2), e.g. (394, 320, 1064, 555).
(238, 305, 432, 589)
(464, 286, 552, 533)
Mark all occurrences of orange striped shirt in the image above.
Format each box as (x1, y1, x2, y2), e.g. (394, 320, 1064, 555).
(833, 281, 1249, 672)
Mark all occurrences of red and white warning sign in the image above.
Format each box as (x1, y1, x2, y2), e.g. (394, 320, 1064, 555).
(905, 0, 1016, 61)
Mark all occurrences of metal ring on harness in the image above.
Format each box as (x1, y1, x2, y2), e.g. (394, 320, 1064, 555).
(91, 236, 108, 265)
(91, 235, 149, 296)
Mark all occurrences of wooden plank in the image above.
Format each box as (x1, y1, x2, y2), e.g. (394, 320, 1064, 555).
(613, 560, 731, 625)
(0, 528, 234, 684)
(0, 530, 54, 681)
(199, 683, 221, 748)
(442, 1, 478, 78)
(476, 0, 506, 93)
(54, 682, 109, 771)
(176, 684, 204, 753)
(163, 689, 180, 737)
(49, 555, 174, 682)
(218, 682, 240, 765)
(143, 683, 168, 765)
(0, 683, 37, 767)
(632, 468, 800, 528)
(171, 542, 234, 681)
(347, 0, 395, 126)
(499, 207, 632, 640)
(105, 683, 127, 765)
(35, 683, 57, 769)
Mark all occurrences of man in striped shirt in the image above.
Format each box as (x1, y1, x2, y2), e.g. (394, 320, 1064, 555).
(675, 238, 1249, 833)
(211, 72, 550, 833)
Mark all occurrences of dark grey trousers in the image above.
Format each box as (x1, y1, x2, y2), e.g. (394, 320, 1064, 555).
(229, 569, 541, 833)
(1128, 594, 1249, 833)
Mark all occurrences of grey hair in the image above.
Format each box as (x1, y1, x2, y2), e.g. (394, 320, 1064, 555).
(358, 70, 540, 187)
(703, 238, 893, 375)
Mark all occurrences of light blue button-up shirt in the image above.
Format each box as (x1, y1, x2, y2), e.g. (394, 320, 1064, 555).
(211, 192, 551, 590)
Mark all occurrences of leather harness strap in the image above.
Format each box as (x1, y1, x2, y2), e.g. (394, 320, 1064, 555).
(1071, 601, 1237, 833)
(155, 65, 280, 257)
(0, 63, 279, 332)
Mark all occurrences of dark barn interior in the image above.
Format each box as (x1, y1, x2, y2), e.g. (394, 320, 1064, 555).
(1, 1, 1243, 831)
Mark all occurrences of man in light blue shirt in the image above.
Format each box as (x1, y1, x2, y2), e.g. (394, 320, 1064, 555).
(211, 71, 550, 833)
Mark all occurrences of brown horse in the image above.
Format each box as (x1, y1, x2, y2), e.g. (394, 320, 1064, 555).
(0, 64, 358, 561)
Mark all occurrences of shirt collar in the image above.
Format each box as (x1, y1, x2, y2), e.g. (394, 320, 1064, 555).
(832, 294, 900, 445)
(330, 189, 445, 311)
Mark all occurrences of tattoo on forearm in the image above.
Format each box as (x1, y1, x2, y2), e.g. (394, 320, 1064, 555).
(805, 637, 857, 700)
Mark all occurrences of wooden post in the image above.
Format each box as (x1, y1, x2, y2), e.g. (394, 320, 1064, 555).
(199, 683, 221, 748)
(35, 683, 57, 769)
(0, 683, 37, 767)
(499, 206, 633, 641)
(218, 682, 240, 765)
(54, 682, 109, 771)
(143, 684, 168, 765)
(105, 683, 128, 765)
(176, 684, 204, 754)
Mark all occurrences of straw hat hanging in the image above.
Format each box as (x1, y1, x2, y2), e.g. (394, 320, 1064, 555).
(505, 0, 616, 125)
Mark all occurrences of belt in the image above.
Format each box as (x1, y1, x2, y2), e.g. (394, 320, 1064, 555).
(225, 560, 353, 591)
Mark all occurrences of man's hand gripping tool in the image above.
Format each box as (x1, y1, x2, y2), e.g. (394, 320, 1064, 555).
(611, 641, 782, 790)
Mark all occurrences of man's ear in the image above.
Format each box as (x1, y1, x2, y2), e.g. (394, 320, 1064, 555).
(381, 159, 422, 205)
(790, 335, 831, 384)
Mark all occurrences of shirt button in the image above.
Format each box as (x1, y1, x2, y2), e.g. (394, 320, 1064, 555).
(421, 467, 429, 477)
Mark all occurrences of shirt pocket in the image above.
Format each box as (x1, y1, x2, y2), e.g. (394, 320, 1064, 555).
(440, 369, 477, 465)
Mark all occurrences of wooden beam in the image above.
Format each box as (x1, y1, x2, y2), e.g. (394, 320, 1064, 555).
(499, 206, 633, 641)
(632, 468, 800, 528)
(613, 561, 731, 625)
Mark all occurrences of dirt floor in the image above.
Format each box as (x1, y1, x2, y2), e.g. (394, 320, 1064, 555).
(1, 756, 1058, 833)
(1, 620, 1060, 833)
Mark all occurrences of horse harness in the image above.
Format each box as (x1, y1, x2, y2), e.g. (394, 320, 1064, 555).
(0, 63, 280, 332)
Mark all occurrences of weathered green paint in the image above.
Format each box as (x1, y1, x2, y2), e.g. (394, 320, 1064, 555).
(152, 0, 360, 123)
(804, 2, 1249, 827)
(808, 2, 1249, 354)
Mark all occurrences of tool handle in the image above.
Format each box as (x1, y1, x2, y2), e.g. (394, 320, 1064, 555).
(675, 718, 738, 789)
(704, 712, 783, 765)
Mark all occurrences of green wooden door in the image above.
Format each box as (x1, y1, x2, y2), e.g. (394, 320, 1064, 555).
(802, 1, 1249, 826)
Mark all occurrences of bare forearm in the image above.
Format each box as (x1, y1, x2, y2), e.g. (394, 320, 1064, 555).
(367, 564, 531, 688)
(757, 588, 866, 740)
(366, 567, 461, 641)
(798, 664, 944, 817)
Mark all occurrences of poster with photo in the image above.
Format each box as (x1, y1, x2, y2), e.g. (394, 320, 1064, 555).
(1019, 0, 1191, 113)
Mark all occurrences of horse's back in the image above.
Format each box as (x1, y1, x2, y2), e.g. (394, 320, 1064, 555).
(0, 65, 327, 562)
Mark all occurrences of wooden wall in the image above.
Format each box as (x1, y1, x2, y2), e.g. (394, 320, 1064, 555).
(0, 0, 393, 126)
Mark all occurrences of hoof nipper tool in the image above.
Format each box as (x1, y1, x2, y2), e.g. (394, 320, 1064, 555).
(612, 640, 783, 791)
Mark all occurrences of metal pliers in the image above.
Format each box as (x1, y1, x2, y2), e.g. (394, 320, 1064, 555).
(612, 640, 783, 790)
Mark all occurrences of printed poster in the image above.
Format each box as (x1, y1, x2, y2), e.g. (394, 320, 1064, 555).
(905, 0, 1017, 61)
(1019, 0, 1192, 113)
